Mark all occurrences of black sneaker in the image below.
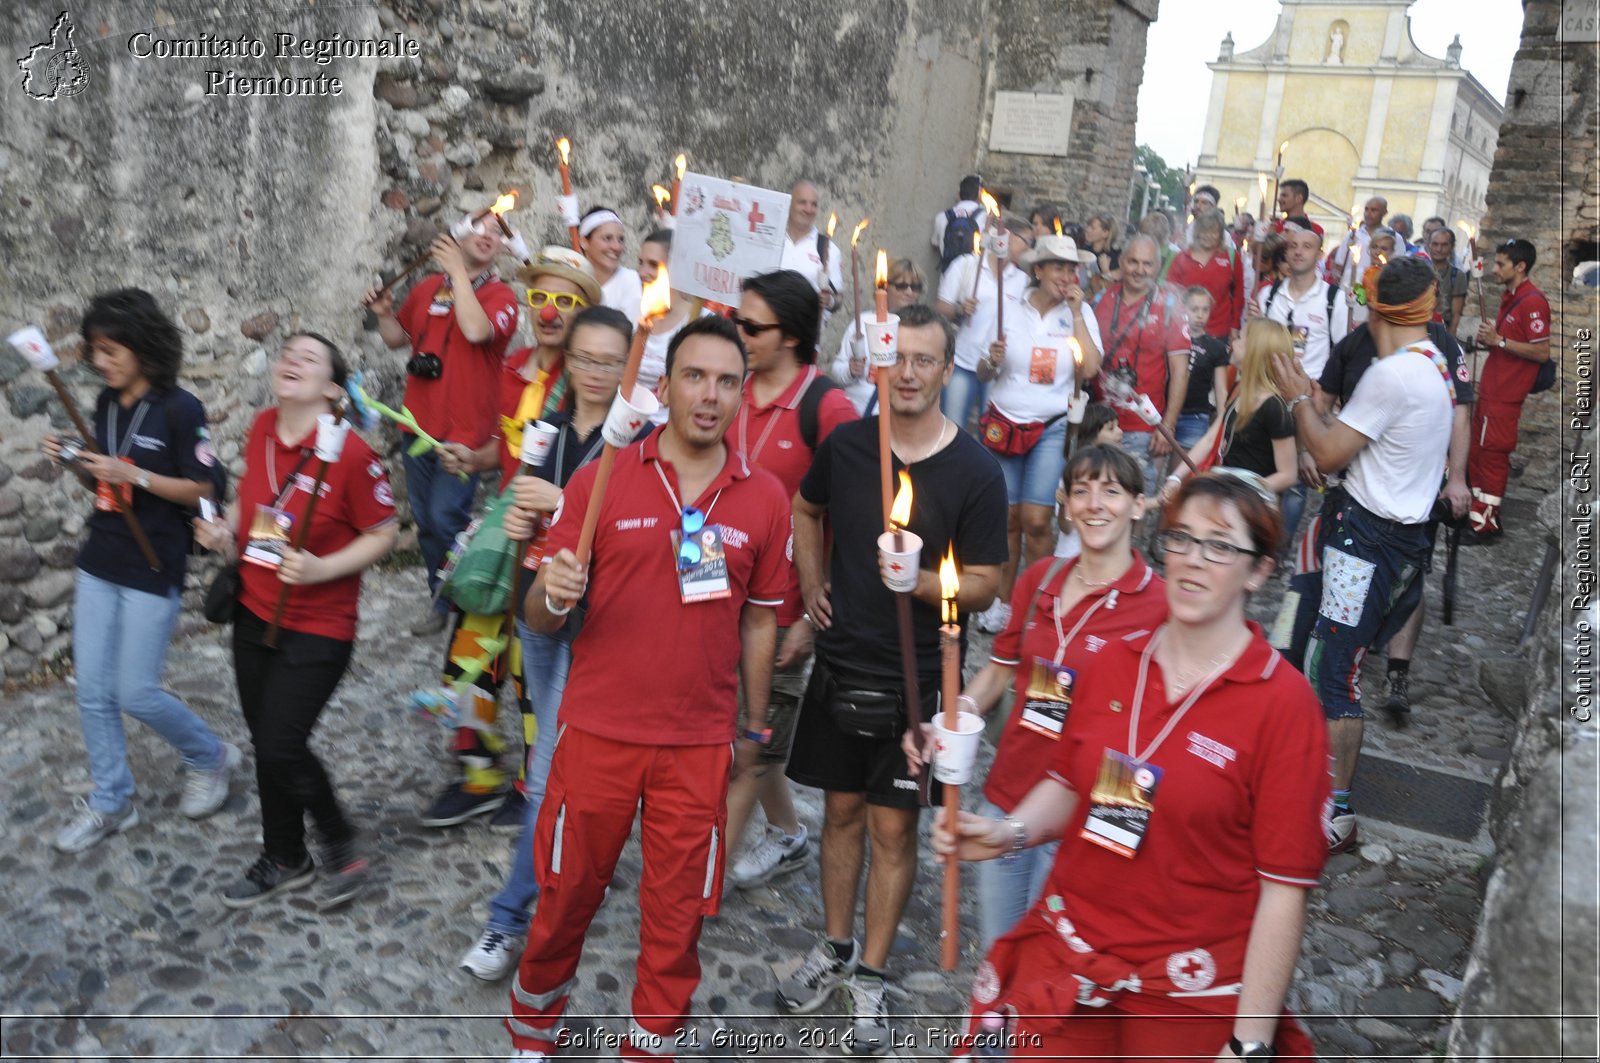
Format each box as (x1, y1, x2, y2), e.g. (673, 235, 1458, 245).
(221, 853, 315, 909)
(317, 837, 370, 911)
(419, 782, 507, 827)
(488, 788, 528, 833)
(1382, 671, 1412, 727)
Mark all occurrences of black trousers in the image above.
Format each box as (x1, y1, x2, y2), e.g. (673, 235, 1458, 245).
(232, 606, 355, 864)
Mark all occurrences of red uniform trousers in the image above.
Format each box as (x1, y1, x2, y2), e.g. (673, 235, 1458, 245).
(506, 727, 731, 1060)
(1467, 398, 1525, 533)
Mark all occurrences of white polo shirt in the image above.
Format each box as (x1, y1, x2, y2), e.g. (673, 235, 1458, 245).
(779, 228, 844, 295)
(990, 291, 1105, 423)
(938, 254, 1031, 372)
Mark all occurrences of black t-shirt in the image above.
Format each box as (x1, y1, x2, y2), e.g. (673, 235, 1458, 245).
(1181, 334, 1232, 415)
(1321, 322, 1474, 407)
(78, 386, 216, 595)
(800, 418, 1008, 684)
(1219, 394, 1294, 479)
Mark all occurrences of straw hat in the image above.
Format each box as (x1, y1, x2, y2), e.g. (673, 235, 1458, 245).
(1019, 234, 1095, 269)
(515, 246, 603, 307)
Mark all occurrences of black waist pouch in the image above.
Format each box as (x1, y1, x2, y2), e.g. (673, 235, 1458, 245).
(819, 657, 904, 739)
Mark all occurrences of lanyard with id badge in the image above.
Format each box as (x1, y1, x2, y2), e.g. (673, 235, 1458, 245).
(95, 398, 151, 513)
(242, 447, 315, 570)
(1018, 585, 1115, 740)
(655, 462, 729, 603)
(1080, 627, 1232, 859)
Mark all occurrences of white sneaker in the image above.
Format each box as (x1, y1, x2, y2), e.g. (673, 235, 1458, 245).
(179, 743, 242, 819)
(846, 972, 892, 1055)
(461, 927, 524, 981)
(974, 600, 1011, 634)
(54, 797, 139, 853)
(731, 824, 809, 889)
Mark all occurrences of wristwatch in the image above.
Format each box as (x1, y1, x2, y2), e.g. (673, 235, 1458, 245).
(1496, 337, 1507, 350)
(741, 728, 773, 746)
(1228, 1037, 1273, 1060)
(1286, 393, 1312, 415)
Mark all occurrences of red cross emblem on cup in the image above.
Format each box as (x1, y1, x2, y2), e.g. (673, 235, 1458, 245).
(877, 329, 894, 349)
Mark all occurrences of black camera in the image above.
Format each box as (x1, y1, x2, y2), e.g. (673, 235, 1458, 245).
(57, 435, 88, 467)
(406, 352, 444, 380)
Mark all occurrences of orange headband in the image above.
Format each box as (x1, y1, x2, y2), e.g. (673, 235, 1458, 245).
(1370, 277, 1438, 326)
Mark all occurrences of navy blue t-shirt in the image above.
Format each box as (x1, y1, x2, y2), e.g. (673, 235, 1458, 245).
(77, 386, 216, 595)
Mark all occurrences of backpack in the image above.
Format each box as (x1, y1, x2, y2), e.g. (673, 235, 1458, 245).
(940, 207, 985, 273)
(1265, 277, 1340, 327)
(1532, 358, 1557, 394)
(798, 370, 841, 451)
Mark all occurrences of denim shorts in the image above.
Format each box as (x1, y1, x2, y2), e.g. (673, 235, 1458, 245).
(994, 417, 1070, 508)
(1305, 496, 1431, 720)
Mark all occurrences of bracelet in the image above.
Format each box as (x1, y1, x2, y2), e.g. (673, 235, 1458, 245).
(1002, 815, 1028, 852)
(1286, 393, 1312, 414)
(1165, 473, 1182, 484)
(799, 612, 815, 627)
(544, 593, 573, 616)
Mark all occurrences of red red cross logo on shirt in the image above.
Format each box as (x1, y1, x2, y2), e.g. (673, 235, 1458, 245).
(748, 201, 765, 232)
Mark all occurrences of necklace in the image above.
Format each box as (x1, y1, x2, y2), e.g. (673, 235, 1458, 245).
(1072, 564, 1121, 589)
(893, 416, 950, 465)
(1159, 631, 1247, 692)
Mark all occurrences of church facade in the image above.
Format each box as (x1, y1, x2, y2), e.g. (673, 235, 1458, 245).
(1193, 0, 1504, 239)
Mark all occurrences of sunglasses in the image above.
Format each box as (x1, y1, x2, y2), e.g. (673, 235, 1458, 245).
(677, 507, 707, 568)
(729, 314, 783, 336)
(889, 281, 924, 293)
(526, 289, 589, 312)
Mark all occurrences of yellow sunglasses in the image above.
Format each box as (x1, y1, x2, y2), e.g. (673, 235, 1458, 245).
(526, 289, 589, 312)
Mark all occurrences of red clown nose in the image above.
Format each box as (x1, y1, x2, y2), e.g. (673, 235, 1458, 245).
(539, 304, 560, 325)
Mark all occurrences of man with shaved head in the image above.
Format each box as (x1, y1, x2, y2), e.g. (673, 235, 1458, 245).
(780, 179, 843, 316)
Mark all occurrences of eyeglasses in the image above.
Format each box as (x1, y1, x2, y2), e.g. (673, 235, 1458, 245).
(893, 353, 943, 371)
(677, 507, 707, 568)
(526, 289, 589, 312)
(889, 281, 924, 293)
(567, 352, 625, 374)
(1157, 529, 1263, 565)
(729, 314, 783, 336)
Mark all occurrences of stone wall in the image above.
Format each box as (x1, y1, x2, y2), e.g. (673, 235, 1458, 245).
(0, 0, 1156, 679)
(978, 0, 1159, 226)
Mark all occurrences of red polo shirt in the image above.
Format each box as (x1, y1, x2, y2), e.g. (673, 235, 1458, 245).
(236, 408, 397, 641)
(1042, 624, 1328, 964)
(546, 428, 792, 745)
(1093, 283, 1191, 433)
(1480, 280, 1551, 409)
(985, 554, 1167, 811)
(396, 272, 520, 448)
(1165, 248, 1245, 338)
(731, 365, 857, 625)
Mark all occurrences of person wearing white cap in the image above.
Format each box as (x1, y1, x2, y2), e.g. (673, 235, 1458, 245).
(972, 234, 1104, 634)
(580, 206, 644, 325)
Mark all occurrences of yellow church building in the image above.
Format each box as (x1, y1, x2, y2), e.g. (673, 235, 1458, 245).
(1194, 0, 1504, 240)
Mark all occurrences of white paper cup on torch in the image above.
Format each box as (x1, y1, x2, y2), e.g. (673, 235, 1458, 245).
(878, 530, 923, 593)
(986, 231, 1010, 257)
(314, 414, 351, 462)
(1067, 391, 1088, 424)
(7, 326, 59, 372)
(449, 214, 484, 240)
(932, 710, 986, 785)
(556, 194, 581, 228)
(601, 384, 660, 448)
(1133, 393, 1162, 427)
(520, 420, 559, 466)
(866, 314, 900, 369)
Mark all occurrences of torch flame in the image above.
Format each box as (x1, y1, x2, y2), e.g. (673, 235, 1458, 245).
(674, 153, 687, 180)
(939, 546, 959, 624)
(651, 184, 671, 209)
(556, 137, 571, 165)
(1068, 337, 1083, 368)
(889, 470, 913, 529)
(1377, 253, 1388, 266)
(875, 249, 889, 288)
(641, 267, 672, 320)
(1456, 220, 1476, 239)
(490, 191, 518, 216)
(972, 230, 981, 257)
(1053, 218, 1063, 236)
(1279, 140, 1290, 156)
(851, 218, 870, 248)
(980, 190, 1000, 218)
(826, 212, 838, 239)
(1236, 195, 1247, 211)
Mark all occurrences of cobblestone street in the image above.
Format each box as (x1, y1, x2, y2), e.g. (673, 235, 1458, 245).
(0, 475, 1545, 1061)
